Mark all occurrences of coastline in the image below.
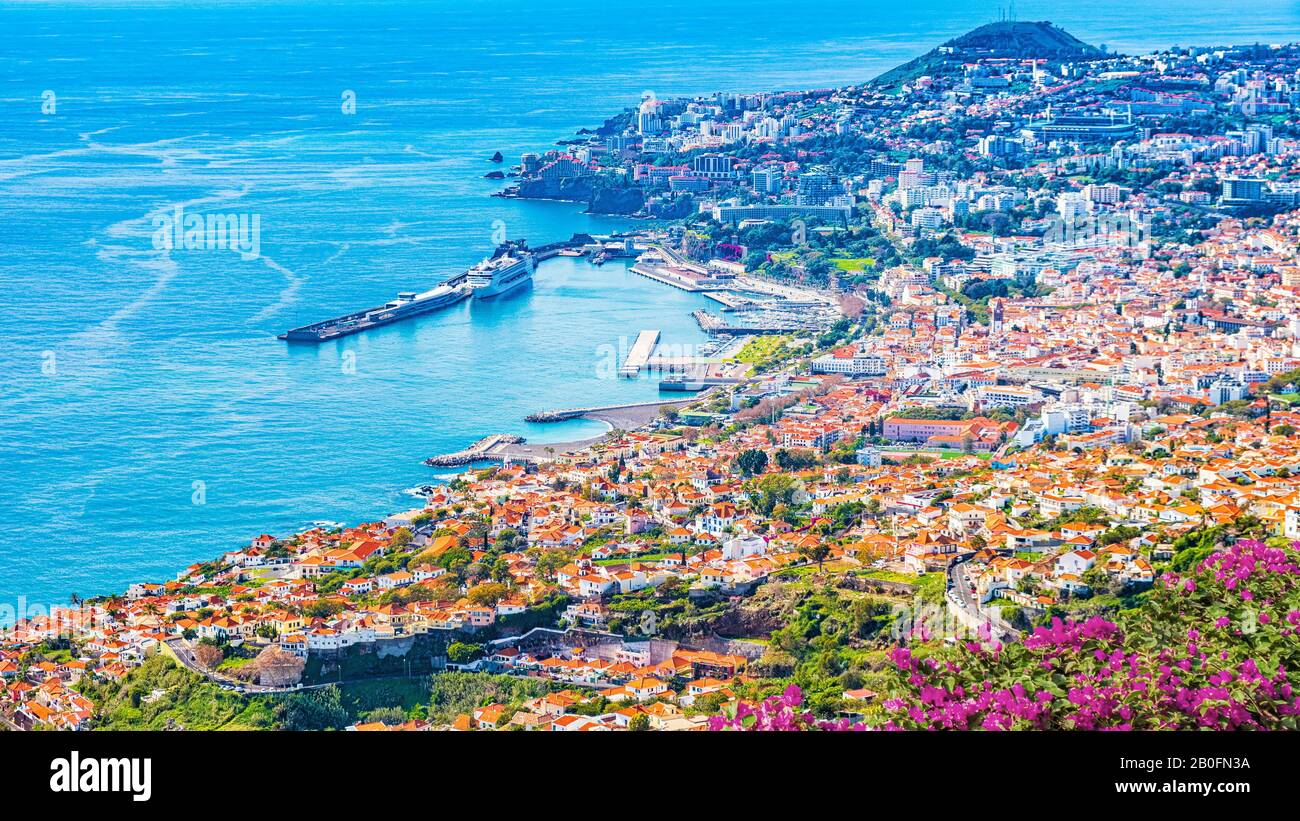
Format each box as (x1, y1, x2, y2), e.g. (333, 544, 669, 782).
(425, 396, 703, 466)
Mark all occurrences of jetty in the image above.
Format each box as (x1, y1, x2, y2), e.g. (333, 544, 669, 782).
(424, 434, 524, 467)
(524, 398, 696, 424)
(619, 330, 660, 377)
(280, 236, 586, 343)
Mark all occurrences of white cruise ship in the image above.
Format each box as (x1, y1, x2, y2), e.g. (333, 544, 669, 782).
(466, 244, 535, 298)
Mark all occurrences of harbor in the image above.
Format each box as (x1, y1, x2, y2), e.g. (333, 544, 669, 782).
(279, 232, 841, 344)
(630, 244, 842, 335)
(278, 237, 582, 343)
(522, 398, 696, 424)
(691, 308, 831, 334)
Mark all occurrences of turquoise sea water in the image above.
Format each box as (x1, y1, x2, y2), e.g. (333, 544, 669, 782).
(2, 0, 1300, 608)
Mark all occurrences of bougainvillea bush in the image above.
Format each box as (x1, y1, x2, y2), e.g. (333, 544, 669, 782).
(712, 539, 1300, 731)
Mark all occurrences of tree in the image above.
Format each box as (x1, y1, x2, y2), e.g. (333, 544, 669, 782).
(736, 448, 768, 477)
(467, 582, 509, 606)
(490, 558, 512, 583)
(278, 685, 348, 730)
(535, 549, 569, 581)
(365, 706, 407, 726)
(1080, 566, 1109, 597)
(495, 528, 521, 553)
(774, 448, 817, 470)
(465, 515, 491, 551)
(628, 712, 651, 731)
(751, 474, 798, 516)
(798, 541, 832, 571)
(436, 546, 473, 576)
(300, 599, 344, 620)
(447, 642, 483, 665)
(246, 645, 305, 687)
(389, 527, 412, 550)
(193, 643, 223, 670)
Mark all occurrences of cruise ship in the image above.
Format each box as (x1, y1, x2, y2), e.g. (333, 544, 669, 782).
(465, 241, 535, 298)
(279, 283, 469, 342)
(280, 239, 557, 343)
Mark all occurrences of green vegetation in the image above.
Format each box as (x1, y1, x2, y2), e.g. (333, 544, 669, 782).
(736, 448, 769, 477)
(733, 579, 909, 717)
(302, 635, 447, 684)
(731, 335, 793, 371)
(831, 257, 876, 271)
(81, 653, 567, 730)
(79, 654, 277, 730)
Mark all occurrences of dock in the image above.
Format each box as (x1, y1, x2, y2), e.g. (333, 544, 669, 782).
(619, 330, 660, 377)
(279, 236, 582, 343)
(280, 286, 469, 342)
(424, 434, 524, 467)
(425, 397, 710, 468)
(524, 398, 697, 424)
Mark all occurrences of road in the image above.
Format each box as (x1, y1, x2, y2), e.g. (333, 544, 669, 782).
(946, 556, 1020, 643)
(165, 637, 445, 695)
(165, 638, 298, 694)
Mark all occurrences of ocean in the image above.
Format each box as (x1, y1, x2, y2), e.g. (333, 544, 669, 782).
(2, 0, 1299, 610)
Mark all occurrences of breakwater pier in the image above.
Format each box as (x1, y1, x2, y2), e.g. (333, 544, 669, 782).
(280, 237, 581, 343)
(424, 434, 525, 467)
(423, 399, 704, 467)
(619, 330, 660, 377)
(524, 398, 696, 424)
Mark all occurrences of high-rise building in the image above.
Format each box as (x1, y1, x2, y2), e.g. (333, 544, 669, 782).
(1221, 177, 1266, 203)
(1057, 192, 1089, 221)
(978, 134, 1024, 157)
(1083, 183, 1122, 204)
(870, 159, 903, 179)
(796, 169, 841, 206)
(751, 165, 784, 194)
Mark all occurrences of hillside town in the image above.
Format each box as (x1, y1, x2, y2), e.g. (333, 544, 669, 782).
(5, 21, 1300, 732)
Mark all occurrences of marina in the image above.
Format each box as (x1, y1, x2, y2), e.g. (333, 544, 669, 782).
(692, 308, 831, 335)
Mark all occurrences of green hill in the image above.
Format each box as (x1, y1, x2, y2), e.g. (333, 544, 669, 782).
(873, 21, 1106, 89)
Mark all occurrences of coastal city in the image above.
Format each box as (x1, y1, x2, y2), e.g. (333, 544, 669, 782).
(6, 19, 1300, 735)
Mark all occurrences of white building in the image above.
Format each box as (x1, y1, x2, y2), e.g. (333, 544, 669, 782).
(811, 347, 887, 376)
